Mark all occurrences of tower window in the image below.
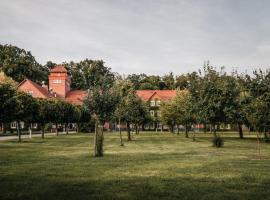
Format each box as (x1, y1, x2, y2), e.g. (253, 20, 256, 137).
(53, 79, 62, 84)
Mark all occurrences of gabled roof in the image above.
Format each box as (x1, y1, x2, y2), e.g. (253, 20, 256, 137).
(50, 65, 67, 73)
(66, 90, 87, 105)
(136, 90, 177, 101)
(18, 79, 53, 98)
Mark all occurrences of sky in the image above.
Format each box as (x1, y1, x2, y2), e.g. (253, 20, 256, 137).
(1, 0, 270, 75)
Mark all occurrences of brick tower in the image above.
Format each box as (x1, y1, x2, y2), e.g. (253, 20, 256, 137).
(48, 65, 70, 98)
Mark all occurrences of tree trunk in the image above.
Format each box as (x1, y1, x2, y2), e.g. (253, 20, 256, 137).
(238, 123, 243, 139)
(93, 121, 104, 157)
(185, 123, 189, 138)
(203, 123, 207, 134)
(17, 120, 21, 142)
(76, 123, 78, 133)
(94, 121, 98, 156)
(119, 118, 124, 146)
(65, 123, 69, 135)
(56, 122, 59, 136)
(135, 124, 138, 134)
(177, 125, 180, 135)
(127, 122, 131, 141)
(29, 123, 32, 139)
(213, 124, 217, 137)
(41, 123, 45, 139)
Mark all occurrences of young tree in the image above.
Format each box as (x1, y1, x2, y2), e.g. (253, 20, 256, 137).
(13, 92, 38, 142)
(85, 85, 119, 156)
(36, 99, 52, 139)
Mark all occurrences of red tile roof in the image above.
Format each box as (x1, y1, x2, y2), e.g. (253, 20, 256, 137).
(136, 90, 177, 101)
(50, 65, 67, 73)
(66, 90, 87, 105)
(18, 79, 53, 98)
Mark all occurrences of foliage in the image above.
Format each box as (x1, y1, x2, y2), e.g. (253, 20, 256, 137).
(0, 44, 48, 83)
(65, 59, 115, 90)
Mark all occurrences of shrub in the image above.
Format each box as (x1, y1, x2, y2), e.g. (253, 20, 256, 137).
(212, 136, 224, 148)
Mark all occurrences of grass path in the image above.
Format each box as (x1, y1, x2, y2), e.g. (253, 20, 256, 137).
(0, 132, 270, 200)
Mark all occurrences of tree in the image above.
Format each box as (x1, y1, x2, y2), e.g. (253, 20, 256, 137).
(163, 72, 175, 89)
(223, 74, 249, 139)
(245, 70, 270, 139)
(0, 82, 17, 134)
(65, 59, 115, 90)
(123, 91, 150, 140)
(0, 44, 48, 83)
(173, 92, 195, 137)
(85, 85, 119, 156)
(175, 74, 188, 89)
(13, 92, 38, 142)
(36, 99, 52, 139)
(160, 91, 194, 137)
(160, 100, 176, 133)
(188, 64, 227, 137)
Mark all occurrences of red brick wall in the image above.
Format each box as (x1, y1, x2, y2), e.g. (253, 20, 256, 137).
(49, 72, 70, 97)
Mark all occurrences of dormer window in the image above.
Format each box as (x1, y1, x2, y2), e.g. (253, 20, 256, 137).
(156, 100, 161, 106)
(53, 79, 62, 84)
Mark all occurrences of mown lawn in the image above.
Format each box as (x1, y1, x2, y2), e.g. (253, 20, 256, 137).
(0, 132, 270, 200)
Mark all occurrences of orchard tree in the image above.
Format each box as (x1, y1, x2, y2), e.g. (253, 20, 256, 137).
(36, 99, 52, 139)
(0, 82, 17, 134)
(245, 70, 270, 139)
(13, 92, 38, 142)
(85, 79, 119, 156)
(173, 92, 195, 138)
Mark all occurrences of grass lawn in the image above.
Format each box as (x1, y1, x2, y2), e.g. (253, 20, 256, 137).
(0, 132, 270, 200)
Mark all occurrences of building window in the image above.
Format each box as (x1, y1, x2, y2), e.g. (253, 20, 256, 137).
(10, 122, 24, 129)
(156, 100, 161, 106)
(32, 123, 38, 129)
(150, 123, 155, 129)
(150, 100, 155, 107)
(150, 110, 155, 117)
(53, 79, 62, 84)
(11, 122, 17, 129)
(157, 110, 161, 117)
(27, 91, 33, 96)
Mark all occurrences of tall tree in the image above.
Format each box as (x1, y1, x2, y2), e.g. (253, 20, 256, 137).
(163, 72, 175, 89)
(65, 59, 115, 90)
(0, 44, 48, 83)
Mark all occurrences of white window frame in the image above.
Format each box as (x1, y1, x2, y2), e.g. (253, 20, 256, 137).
(157, 110, 161, 117)
(156, 100, 161, 106)
(32, 123, 38, 129)
(11, 122, 17, 129)
(150, 100, 155, 107)
(150, 110, 155, 117)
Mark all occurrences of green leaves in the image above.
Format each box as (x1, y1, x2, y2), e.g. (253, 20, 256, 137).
(0, 44, 48, 84)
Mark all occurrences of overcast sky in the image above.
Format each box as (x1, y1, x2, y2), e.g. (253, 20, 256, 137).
(1, 0, 270, 75)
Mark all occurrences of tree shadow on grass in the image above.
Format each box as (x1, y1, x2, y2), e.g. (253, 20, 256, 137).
(1, 174, 270, 200)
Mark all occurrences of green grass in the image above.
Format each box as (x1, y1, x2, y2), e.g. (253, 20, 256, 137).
(0, 132, 270, 200)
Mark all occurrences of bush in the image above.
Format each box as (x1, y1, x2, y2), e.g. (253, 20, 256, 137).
(212, 136, 224, 148)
